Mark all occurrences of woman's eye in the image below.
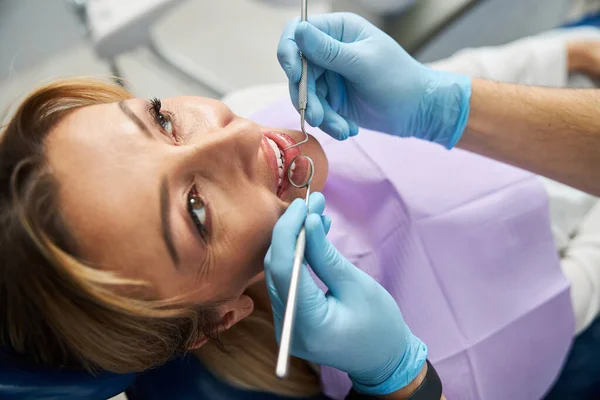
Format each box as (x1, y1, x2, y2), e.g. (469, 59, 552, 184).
(149, 97, 176, 139)
(188, 186, 207, 240)
(157, 114, 173, 135)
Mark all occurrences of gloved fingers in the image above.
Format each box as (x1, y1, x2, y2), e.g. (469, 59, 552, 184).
(264, 248, 285, 318)
(295, 22, 359, 79)
(268, 199, 306, 271)
(307, 192, 326, 215)
(305, 63, 325, 127)
(266, 251, 320, 344)
(287, 190, 330, 233)
(277, 17, 302, 83)
(293, 262, 329, 328)
(286, 55, 325, 127)
(305, 13, 364, 42)
(267, 193, 326, 266)
(305, 213, 357, 297)
(266, 199, 320, 304)
(323, 71, 359, 137)
(323, 70, 344, 113)
(316, 76, 352, 140)
(280, 16, 321, 124)
(263, 264, 284, 343)
(266, 251, 327, 331)
(265, 198, 337, 343)
(288, 78, 300, 112)
(321, 215, 331, 235)
(318, 98, 352, 140)
(348, 120, 359, 137)
(308, 191, 331, 235)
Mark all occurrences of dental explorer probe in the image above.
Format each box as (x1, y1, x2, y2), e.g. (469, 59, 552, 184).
(276, 0, 312, 380)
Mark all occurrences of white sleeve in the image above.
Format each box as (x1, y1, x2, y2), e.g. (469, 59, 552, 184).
(428, 33, 568, 87)
(428, 26, 600, 87)
(560, 202, 600, 334)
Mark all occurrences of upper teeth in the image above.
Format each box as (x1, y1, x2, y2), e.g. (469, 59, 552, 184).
(266, 138, 285, 189)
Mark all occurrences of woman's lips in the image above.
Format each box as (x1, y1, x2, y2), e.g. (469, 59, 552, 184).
(262, 131, 308, 198)
(261, 136, 280, 193)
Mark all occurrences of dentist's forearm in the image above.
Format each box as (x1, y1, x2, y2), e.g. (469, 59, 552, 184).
(458, 79, 600, 196)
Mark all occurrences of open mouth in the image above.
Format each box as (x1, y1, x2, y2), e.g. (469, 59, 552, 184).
(262, 131, 307, 198)
(265, 137, 288, 191)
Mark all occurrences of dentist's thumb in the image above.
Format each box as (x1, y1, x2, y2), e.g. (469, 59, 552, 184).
(294, 22, 359, 79)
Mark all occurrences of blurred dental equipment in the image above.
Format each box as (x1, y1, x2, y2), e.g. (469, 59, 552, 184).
(351, 0, 416, 15)
(260, 0, 414, 15)
(66, 0, 233, 96)
(258, 0, 326, 6)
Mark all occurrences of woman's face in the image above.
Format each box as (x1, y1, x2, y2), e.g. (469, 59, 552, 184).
(45, 96, 328, 321)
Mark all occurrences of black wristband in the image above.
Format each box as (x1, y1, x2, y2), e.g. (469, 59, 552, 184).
(346, 360, 442, 400)
(406, 360, 442, 400)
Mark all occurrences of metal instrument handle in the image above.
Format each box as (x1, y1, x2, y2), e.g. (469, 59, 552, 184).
(275, 186, 310, 379)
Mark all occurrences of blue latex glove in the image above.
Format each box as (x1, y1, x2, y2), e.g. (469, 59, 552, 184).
(277, 12, 472, 148)
(264, 193, 427, 395)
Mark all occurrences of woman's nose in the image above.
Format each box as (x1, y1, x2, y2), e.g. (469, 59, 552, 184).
(179, 117, 263, 177)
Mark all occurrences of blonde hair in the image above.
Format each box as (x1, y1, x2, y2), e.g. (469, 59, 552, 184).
(0, 77, 320, 396)
(197, 310, 321, 396)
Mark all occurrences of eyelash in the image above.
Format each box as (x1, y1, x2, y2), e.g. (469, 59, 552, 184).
(149, 97, 178, 142)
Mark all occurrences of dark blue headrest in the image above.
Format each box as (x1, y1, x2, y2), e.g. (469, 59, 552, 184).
(562, 11, 600, 28)
(0, 351, 135, 400)
(0, 349, 328, 400)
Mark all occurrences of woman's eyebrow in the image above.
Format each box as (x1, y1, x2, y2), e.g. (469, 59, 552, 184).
(160, 176, 180, 267)
(118, 101, 179, 266)
(118, 101, 154, 139)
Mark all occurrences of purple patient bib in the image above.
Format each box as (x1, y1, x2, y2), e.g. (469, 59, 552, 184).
(251, 100, 574, 400)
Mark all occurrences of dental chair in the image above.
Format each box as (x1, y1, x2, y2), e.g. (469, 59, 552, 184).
(0, 348, 134, 400)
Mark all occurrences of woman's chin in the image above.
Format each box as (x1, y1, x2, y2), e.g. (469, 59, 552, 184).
(279, 182, 312, 203)
(297, 132, 328, 193)
(247, 271, 266, 287)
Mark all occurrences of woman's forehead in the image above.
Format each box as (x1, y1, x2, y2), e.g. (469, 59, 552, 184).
(44, 101, 169, 276)
(47, 101, 139, 148)
(46, 101, 155, 218)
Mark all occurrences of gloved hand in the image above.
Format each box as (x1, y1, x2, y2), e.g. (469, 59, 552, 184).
(264, 193, 427, 395)
(277, 12, 472, 148)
